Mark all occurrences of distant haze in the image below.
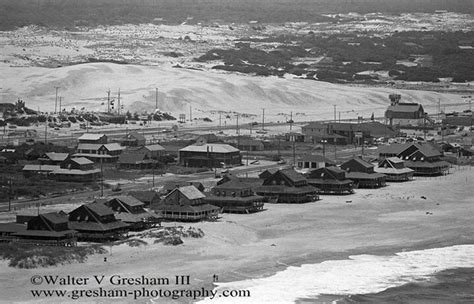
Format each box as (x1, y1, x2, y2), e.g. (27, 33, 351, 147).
(0, 0, 472, 30)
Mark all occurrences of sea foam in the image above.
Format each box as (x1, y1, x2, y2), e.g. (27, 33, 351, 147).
(197, 244, 474, 304)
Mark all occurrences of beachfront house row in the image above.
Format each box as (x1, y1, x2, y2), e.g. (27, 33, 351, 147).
(378, 142, 450, 176)
(255, 168, 319, 203)
(178, 143, 241, 168)
(306, 166, 355, 195)
(68, 202, 130, 241)
(204, 179, 265, 213)
(154, 185, 220, 221)
(340, 158, 386, 188)
(375, 157, 414, 181)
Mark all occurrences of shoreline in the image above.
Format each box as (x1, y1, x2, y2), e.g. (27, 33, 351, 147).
(0, 167, 473, 303)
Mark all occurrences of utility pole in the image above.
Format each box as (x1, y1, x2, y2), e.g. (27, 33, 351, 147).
(155, 87, 158, 110)
(189, 105, 192, 122)
(54, 86, 60, 114)
(333, 105, 337, 122)
(44, 121, 47, 144)
(107, 89, 111, 113)
(438, 98, 441, 122)
(289, 111, 293, 131)
(262, 108, 265, 131)
(59, 96, 62, 113)
(117, 88, 121, 115)
(100, 159, 104, 197)
(152, 164, 155, 188)
(292, 139, 296, 167)
(219, 113, 222, 130)
(236, 114, 239, 134)
(8, 178, 12, 212)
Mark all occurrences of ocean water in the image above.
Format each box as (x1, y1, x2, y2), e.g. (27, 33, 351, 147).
(197, 245, 474, 304)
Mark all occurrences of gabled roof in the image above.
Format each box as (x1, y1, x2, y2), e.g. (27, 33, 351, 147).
(77, 143, 102, 151)
(378, 143, 410, 155)
(174, 186, 206, 200)
(44, 152, 69, 162)
(70, 157, 94, 165)
(84, 202, 113, 217)
(214, 179, 251, 190)
(40, 212, 69, 225)
(279, 168, 307, 184)
(124, 131, 145, 141)
(341, 157, 374, 170)
(180, 143, 239, 153)
(78, 133, 106, 141)
(102, 143, 124, 151)
(110, 196, 145, 207)
(386, 103, 423, 113)
(144, 144, 165, 151)
(258, 169, 278, 179)
(128, 191, 159, 203)
(413, 143, 442, 158)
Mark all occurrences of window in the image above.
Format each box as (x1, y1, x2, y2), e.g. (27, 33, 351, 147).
(231, 192, 236, 197)
(215, 191, 220, 196)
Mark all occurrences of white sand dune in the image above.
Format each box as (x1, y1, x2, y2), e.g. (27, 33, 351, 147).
(0, 62, 463, 120)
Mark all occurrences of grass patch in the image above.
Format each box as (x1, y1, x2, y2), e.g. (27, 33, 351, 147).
(0, 243, 106, 269)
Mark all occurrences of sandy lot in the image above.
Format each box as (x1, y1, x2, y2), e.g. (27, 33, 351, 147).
(1, 165, 473, 303)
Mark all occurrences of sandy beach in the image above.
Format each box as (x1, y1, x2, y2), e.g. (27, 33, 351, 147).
(1, 165, 472, 303)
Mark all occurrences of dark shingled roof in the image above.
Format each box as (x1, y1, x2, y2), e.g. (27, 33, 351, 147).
(341, 157, 374, 170)
(110, 196, 145, 207)
(0, 222, 27, 233)
(386, 103, 423, 113)
(85, 202, 114, 217)
(128, 191, 159, 203)
(40, 212, 69, 225)
(279, 168, 307, 184)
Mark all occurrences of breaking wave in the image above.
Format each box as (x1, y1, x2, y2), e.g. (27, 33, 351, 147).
(197, 244, 474, 303)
